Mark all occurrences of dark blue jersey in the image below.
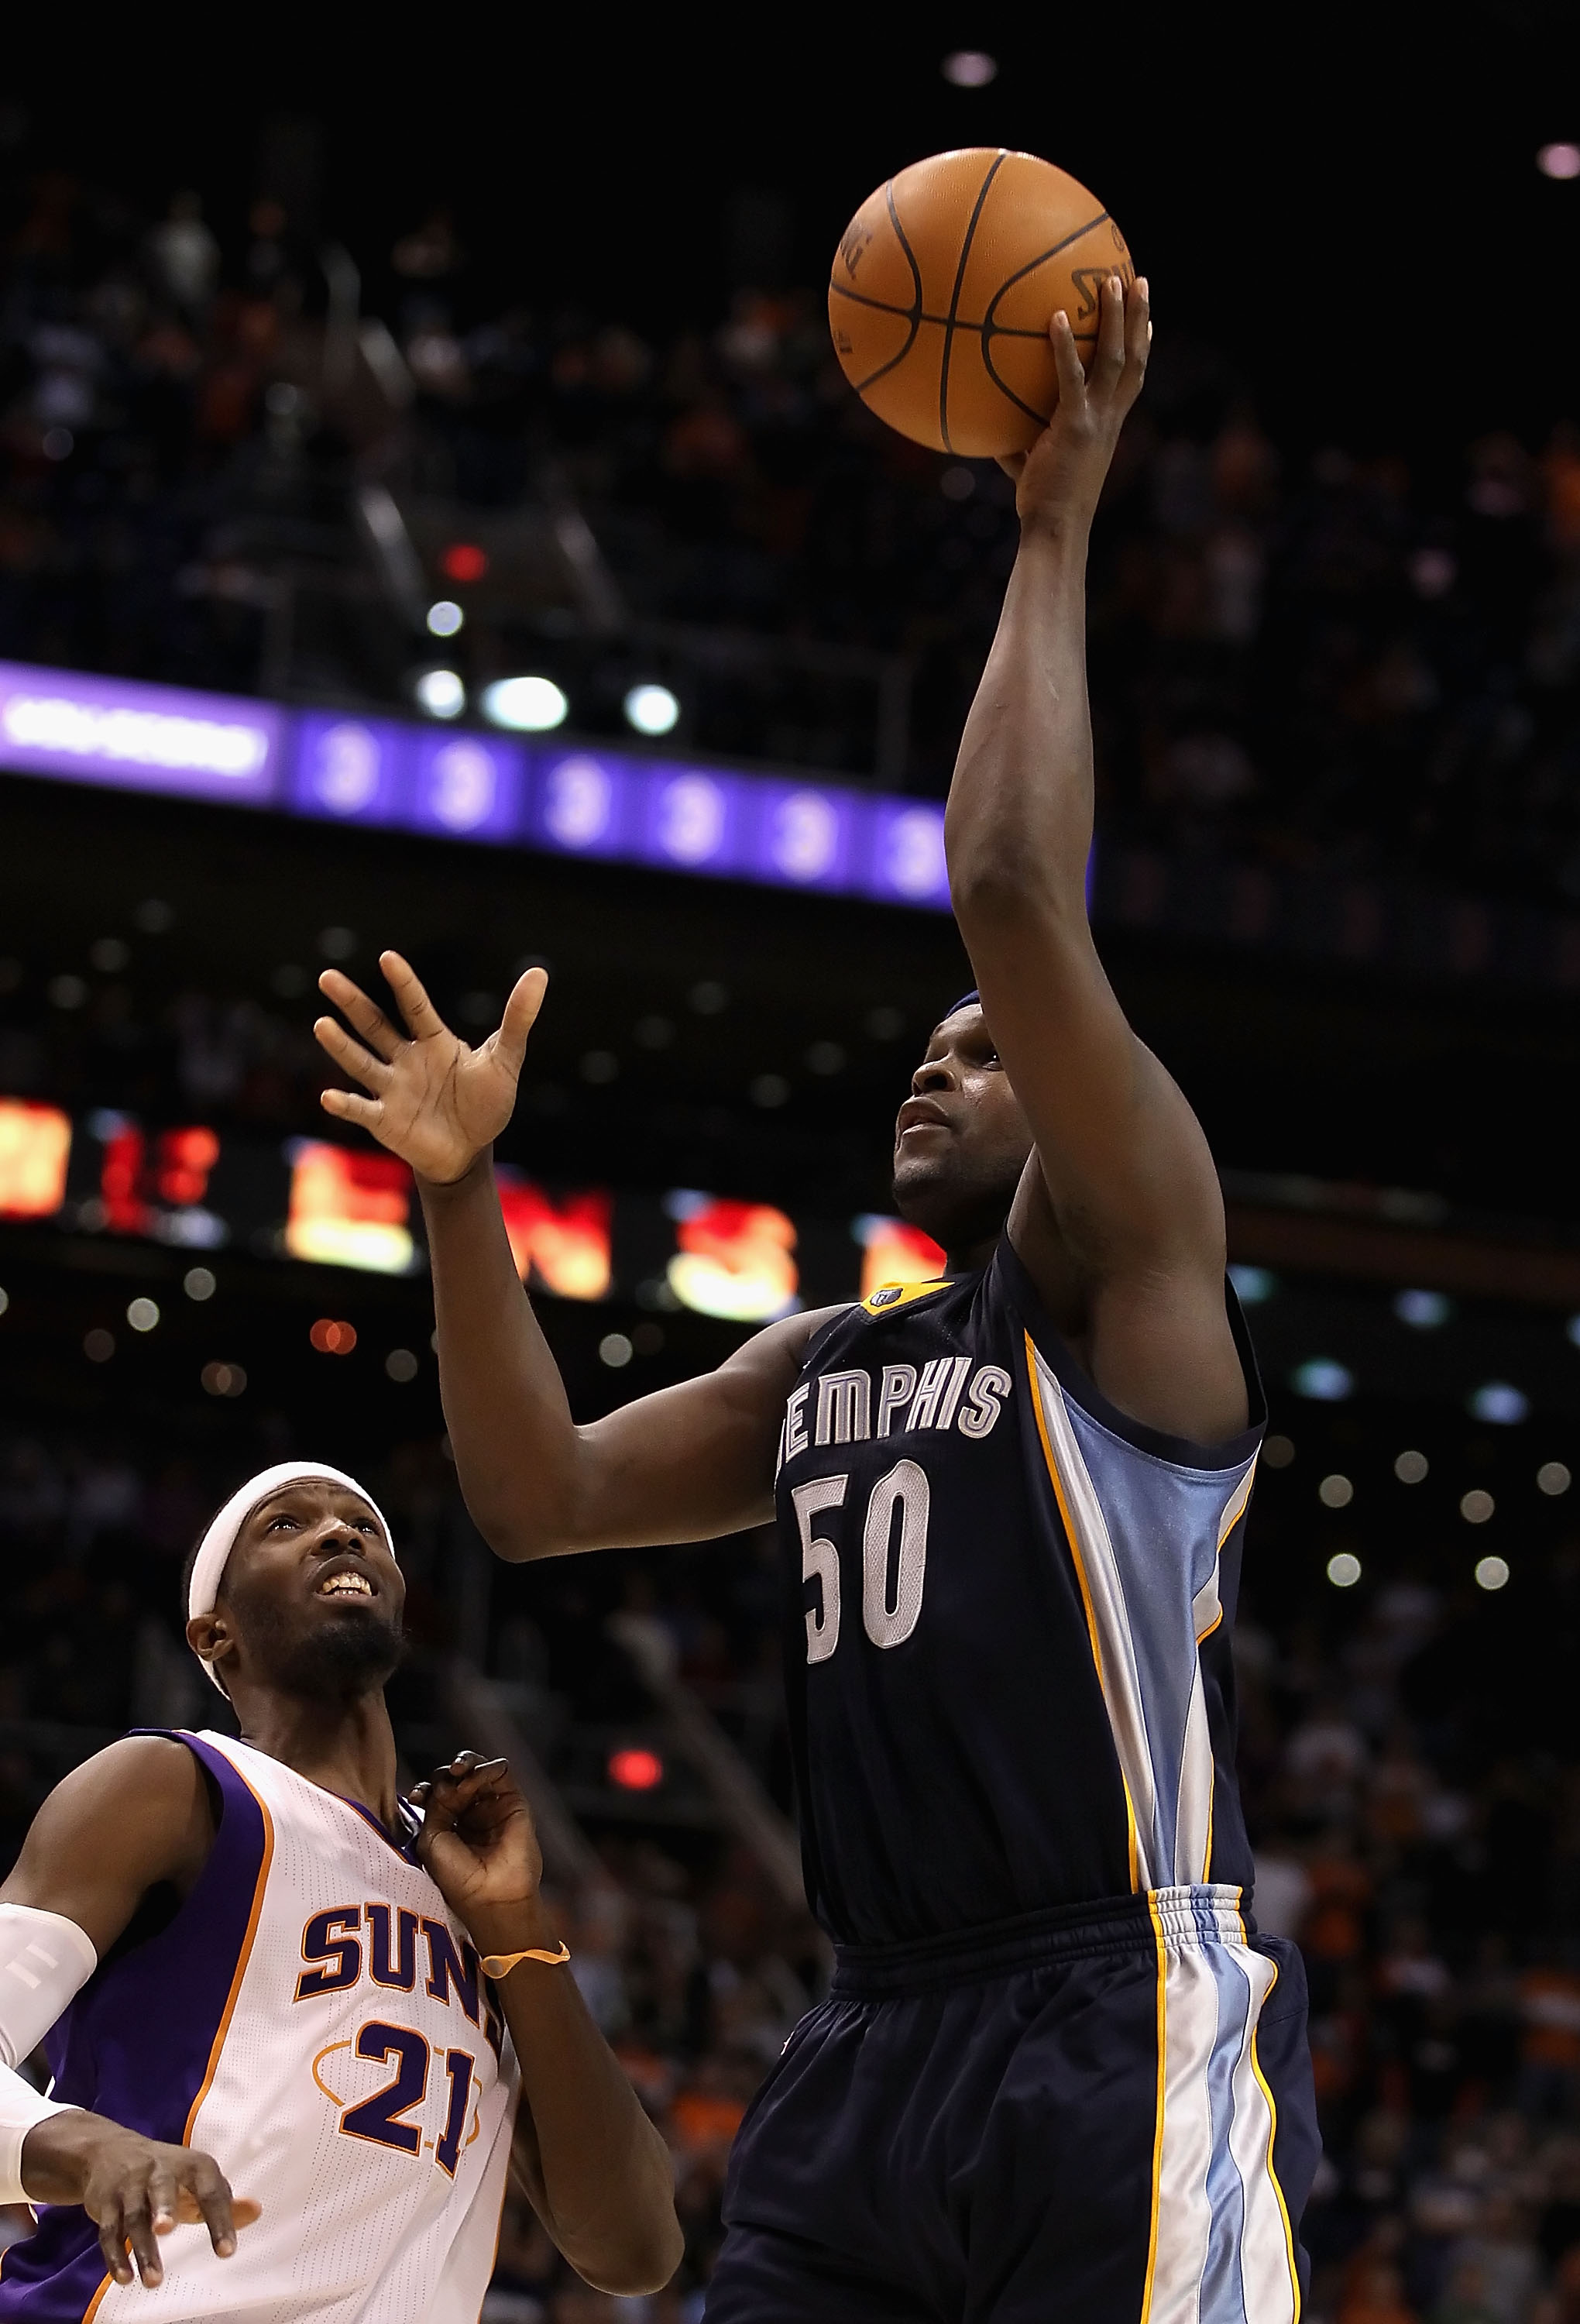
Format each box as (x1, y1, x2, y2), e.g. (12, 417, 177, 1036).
(775, 1239, 1266, 1944)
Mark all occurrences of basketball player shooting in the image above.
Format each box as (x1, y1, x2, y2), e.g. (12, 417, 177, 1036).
(0, 1466, 681, 2318)
(315, 275, 1320, 2324)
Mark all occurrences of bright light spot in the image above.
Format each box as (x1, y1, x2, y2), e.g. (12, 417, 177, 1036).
(1410, 548, 1457, 599)
(84, 1328, 115, 1363)
(309, 1317, 358, 1355)
(426, 600, 464, 638)
(1460, 1488, 1495, 1525)
(1318, 1473, 1353, 1508)
(1395, 1287, 1451, 1329)
(201, 1360, 246, 1397)
(385, 1347, 418, 1382)
(1567, 1314, 1580, 1349)
(599, 1332, 634, 1369)
(483, 676, 568, 732)
(608, 1746, 664, 1791)
(624, 682, 680, 736)
(1262, 1434, 1295, 1470)
(1394, 1449, 1429, 1483)
(1292, 1357, 1353, 1401)
(126, 1297, 160, 1333)
(1538, 141, 1580, 179)
(0, 1287, 8, 1317)
(1327, 1552, 1362, 1588)
(1228, 1265, 1276, 1305)
(943, 48, 998, 85)
(441, 542, 488, 583)
(1538, 1460, 1572, 1496)
(415, 668, 465, 719)
(1475, 1554, 1510, 1591)
(1470, 1381, 1528, 1425)
(184, 1266, 216, 1301)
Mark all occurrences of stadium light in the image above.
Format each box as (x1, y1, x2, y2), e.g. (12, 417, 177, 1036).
(1469, 1381, 1528, 1425)
(943, 50, 997, 85)
(483, 676, 569, 732)
(623, 682, 680, 737)
(426, 600, 464, 638)
(414, 669, 465, 719)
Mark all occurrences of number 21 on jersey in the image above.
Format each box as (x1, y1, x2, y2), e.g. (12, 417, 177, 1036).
(792, 1460, 929, 1663)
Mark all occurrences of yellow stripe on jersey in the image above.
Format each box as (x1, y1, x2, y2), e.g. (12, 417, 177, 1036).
(860, 1277, 953, 1317)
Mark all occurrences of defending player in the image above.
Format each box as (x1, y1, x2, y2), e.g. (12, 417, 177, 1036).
(315, 276, 1319, 2323)
(0, 1463, 680, 2317)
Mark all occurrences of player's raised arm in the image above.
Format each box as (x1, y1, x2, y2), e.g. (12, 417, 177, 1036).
(413, 1752, 682, 2295)
(1, 1738, 259, 2290)
(943, 274, 1246, 1444)
(315, 954, 824, 1561)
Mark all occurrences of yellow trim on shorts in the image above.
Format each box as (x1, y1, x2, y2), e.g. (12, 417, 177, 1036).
(1140, 1889, 1169, 2324)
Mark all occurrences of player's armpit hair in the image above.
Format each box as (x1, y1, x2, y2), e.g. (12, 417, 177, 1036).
(0, 1903, 94, 2203)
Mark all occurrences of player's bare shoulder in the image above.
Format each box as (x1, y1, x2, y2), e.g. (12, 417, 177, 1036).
(720, 1303, 851, 1394)
(0, 1732, 216, 1950)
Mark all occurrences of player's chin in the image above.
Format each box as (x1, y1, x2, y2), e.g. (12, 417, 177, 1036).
(288, 1606, 407, 1693)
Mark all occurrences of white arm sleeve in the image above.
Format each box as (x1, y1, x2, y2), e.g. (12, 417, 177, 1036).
(0, 1903, 98, 2204)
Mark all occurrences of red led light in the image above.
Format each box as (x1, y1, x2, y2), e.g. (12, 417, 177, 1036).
(309, 1318, 358, 1355)
(156, 1125, 220, 1207)
(608, 1747, 664, 1793)
(440, 542, 488, 583)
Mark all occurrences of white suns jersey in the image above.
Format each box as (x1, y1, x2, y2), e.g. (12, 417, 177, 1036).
(4, 1731, 520, 2324)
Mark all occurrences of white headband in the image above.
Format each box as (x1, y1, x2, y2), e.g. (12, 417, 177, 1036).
(188, 1462, 394, 1695)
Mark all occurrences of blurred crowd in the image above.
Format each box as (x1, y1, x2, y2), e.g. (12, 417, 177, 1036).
(3, 1416, 1580, 2324)
(4, 169, 1580, 899)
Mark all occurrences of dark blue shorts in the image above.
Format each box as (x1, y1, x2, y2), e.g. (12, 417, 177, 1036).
(707, 1886, 1318, 2324)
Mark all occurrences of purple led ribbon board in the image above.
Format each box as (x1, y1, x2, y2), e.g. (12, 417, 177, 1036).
(0, 658, 953, 913)
(527, 746, 952, 910)
(0, 661, 283, 806)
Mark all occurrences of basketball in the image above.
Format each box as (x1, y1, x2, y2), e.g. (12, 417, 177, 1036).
(828, 147, 1134, 459)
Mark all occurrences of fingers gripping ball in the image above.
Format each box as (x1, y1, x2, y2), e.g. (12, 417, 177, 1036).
(829, 147, 1134, 458)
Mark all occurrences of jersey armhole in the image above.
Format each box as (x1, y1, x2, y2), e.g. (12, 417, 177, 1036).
(994, 1239, 1266, 1470)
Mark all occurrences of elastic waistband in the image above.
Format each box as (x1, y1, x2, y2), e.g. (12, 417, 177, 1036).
(830, 1884, 1249, 1996)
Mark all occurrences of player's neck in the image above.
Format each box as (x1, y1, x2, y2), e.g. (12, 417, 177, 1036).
(945, 1228, 1000, 1271)
(234, 1689, 403, 1831)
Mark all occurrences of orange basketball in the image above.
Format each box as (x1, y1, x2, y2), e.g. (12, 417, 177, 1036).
(828, 148, 1134, 459)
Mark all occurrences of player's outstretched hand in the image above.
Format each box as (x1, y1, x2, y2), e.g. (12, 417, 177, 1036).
(314, 951, 547, 1184)
(20, 2109, 259, 2290)
(1000, 273, 1150, 535)
(412, 1751, 544, 1927)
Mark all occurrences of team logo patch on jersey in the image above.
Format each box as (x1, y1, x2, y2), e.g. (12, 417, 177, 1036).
(863, 1278, 952, 1315)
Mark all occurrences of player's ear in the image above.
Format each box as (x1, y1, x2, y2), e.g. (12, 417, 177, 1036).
(186, 1611, 235, 1682)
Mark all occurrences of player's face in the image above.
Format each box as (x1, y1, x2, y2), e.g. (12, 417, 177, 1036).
(211, 1480, 407, 1701)
(891, 1005, 1032, 1254)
